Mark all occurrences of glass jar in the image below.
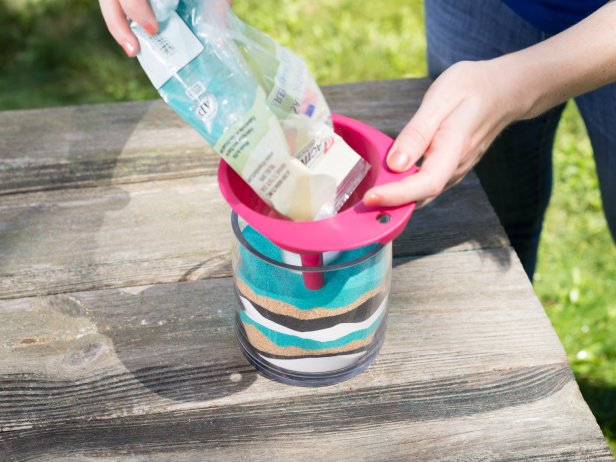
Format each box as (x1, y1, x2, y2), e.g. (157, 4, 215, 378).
(231, 212, 392, 386)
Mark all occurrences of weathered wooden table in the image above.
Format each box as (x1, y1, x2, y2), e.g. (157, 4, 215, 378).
(0, 79, 612, 461)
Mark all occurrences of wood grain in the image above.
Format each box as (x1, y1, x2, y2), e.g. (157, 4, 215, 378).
(0, 177, 232, 300)
(0, 79, 430, 195)
(0, 101, 215, 195)
(0, 171, 508, 300)
(0, 78, 610, 460)
(0, 78, 504, 300)
(0, 248, 610, 461)
(394, 173, 509, 257)
(2, 372, 600, 462)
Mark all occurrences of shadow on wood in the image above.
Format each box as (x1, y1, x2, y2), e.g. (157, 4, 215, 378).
(0, 103, 145, 284)
(73, 278, 257, 403)
(393, 174, 513, 270)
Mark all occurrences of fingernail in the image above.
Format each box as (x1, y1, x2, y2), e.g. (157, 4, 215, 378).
(364, 192, 382, 206)
(388, 150, 411, 171)
(143, 22, 158, 35)
(123, 41, 136, 57)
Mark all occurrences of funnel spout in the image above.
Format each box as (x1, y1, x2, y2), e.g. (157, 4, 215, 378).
(300, 253, 324, 290)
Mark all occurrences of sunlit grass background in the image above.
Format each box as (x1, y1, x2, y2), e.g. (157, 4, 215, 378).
(1, 0, 614, 453)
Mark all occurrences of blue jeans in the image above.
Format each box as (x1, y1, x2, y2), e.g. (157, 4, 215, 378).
(425, 0, 616, 279)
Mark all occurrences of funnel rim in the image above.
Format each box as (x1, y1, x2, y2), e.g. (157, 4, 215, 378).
(218, 114, 416, 253)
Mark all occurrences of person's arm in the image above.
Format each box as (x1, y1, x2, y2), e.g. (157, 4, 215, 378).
(363, 1, 616, 208)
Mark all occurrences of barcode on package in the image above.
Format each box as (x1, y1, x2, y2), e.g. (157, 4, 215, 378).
(151, 34, 176, 56)
(132, 12, 204, 89)
(186, 81, 206, 100)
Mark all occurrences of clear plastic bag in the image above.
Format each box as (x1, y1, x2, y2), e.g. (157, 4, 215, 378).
(132, 0, 370, 221)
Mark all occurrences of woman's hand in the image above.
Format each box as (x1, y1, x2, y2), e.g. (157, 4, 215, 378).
(363, 59, 526, 208)
(363, 1, 616, 209)
(99, 0, 159, 57)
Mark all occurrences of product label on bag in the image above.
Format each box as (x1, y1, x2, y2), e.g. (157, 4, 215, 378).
(185, 81, 219, 123)
(307, 129, 365, 189)
(132, 12, 204, 89)
(215, 88, 293, 201)
(266, 46, 305, 116)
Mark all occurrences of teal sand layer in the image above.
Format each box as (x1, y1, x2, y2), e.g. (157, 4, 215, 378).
(236, 225, 388, 311)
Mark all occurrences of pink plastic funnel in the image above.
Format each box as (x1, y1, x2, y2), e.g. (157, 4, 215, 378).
(218, 114, 418, 289)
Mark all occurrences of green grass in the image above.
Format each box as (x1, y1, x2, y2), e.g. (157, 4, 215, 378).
(0, 0, 425, 109)
(1, 0, 614, 453)
(0, 0, 157, 108)
(535, 102, 616, 454)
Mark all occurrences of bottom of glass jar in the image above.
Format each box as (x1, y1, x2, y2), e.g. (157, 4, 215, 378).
(235, 315, 386, 387)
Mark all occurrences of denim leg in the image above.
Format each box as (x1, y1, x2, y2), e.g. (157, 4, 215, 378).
(425, 0, 544, 71)
(474, 105, 566, 278)
(425, 0, 563, 279)
(575, 85, 616, 244)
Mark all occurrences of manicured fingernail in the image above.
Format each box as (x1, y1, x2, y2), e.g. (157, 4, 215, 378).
(123, 41, 136, 57)
(143, 22, 158, 35)
(388, 150, 411, 171)
(364, 192, 382, 206)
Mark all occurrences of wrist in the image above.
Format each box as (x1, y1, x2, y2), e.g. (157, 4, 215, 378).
(486, 53, 542, 122)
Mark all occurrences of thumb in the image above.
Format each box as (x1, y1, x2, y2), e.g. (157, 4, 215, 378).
(387, 120, 432, 172)
(387, 86, 455, 172)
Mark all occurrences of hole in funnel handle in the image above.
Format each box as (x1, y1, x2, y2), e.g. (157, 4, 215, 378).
(376, 213, 391, 224)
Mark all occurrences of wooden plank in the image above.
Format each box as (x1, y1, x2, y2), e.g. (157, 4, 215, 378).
(0, 248, 610, 460)
(0, 177, 232, 300)
(0, 248, 567, 385)
(0, 173, 507, 300)
(324, 78, 431, 138)
(3, 380, 612, 461)
(0, 101, 216, 195)
(0, 79, 430, 195)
